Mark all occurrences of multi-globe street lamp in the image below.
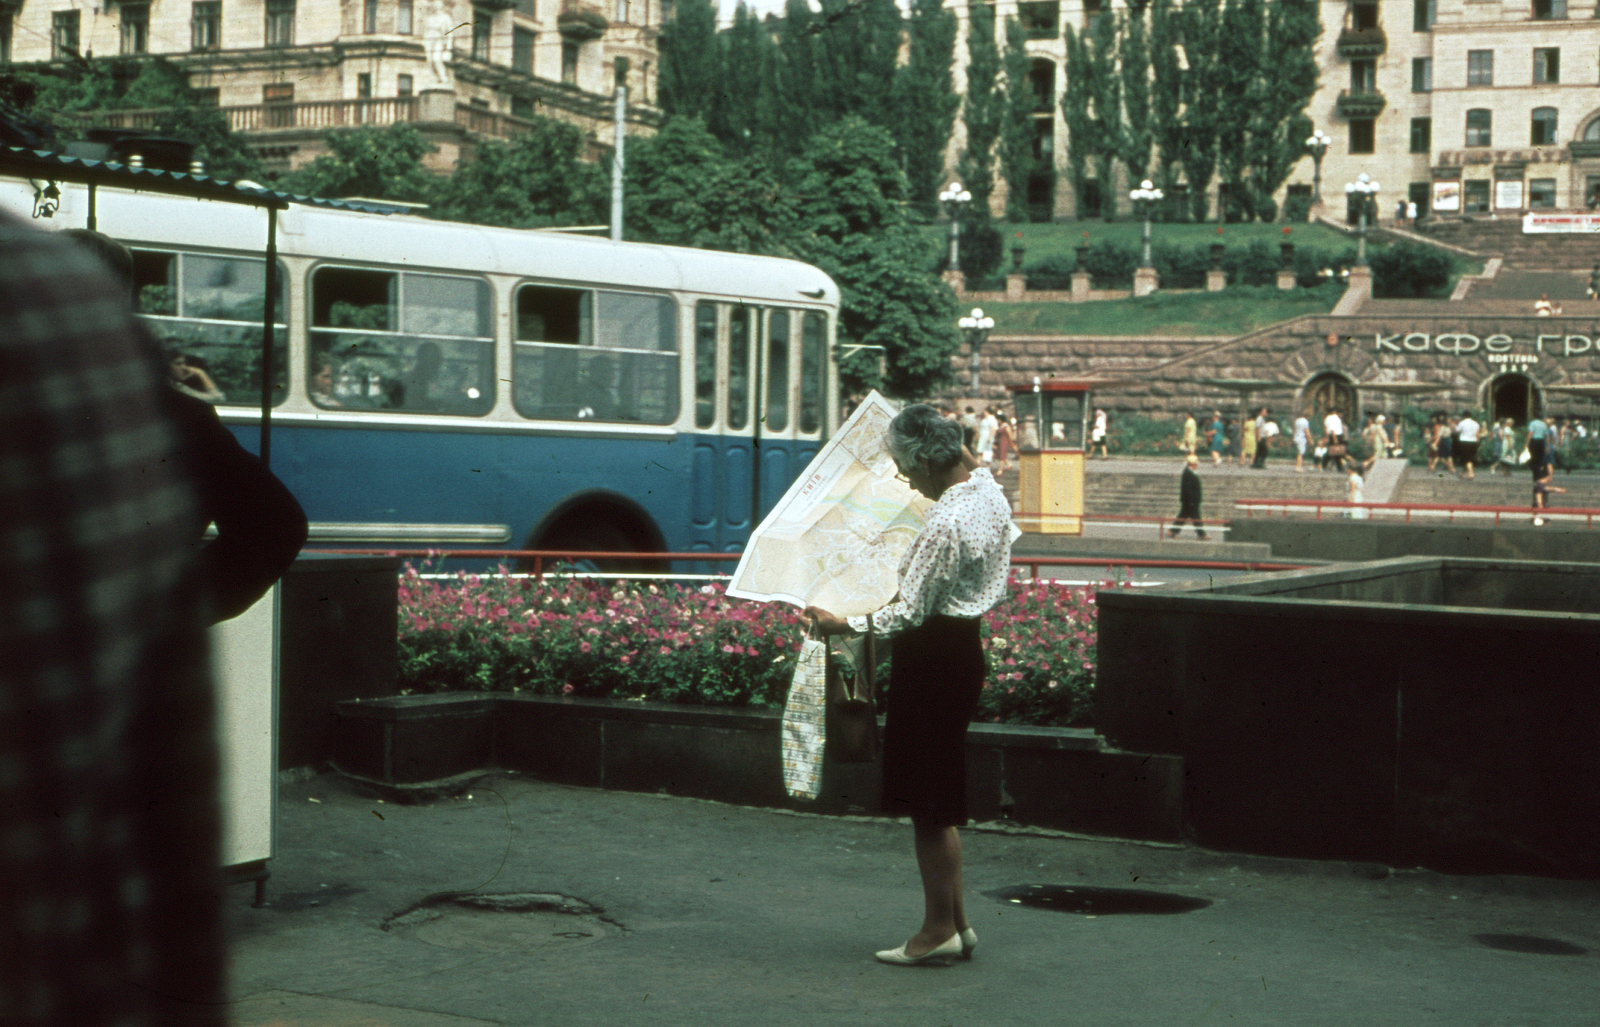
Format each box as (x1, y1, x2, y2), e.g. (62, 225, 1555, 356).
(958, 306, 995, 392)
(1129, 179, 1164, 268)
(939, 181, 972, 275)
(1344, 172, 1380, 267)
(1305, 129, 1332, 205)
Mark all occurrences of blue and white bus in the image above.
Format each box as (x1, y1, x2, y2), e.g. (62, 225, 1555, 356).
(4, 180, 841, 566)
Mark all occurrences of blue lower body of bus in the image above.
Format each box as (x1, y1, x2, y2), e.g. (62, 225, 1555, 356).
(226, 422, 820, 575)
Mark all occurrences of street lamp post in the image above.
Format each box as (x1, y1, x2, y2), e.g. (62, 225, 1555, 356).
(1129, 179, 1164, 268)
(939, 182, 973, 276)
(1305, 129, 1332, 206)
(958, 306, 995, 393)
(1344, 172, 1380, 267)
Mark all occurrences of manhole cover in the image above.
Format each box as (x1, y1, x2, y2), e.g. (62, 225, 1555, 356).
(984, 884, 1212, 915)
(383, 893, 619, 953)
(1474, 933, 1589, 956)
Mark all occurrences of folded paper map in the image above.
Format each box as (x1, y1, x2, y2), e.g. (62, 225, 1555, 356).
(727, 391, 931, 616)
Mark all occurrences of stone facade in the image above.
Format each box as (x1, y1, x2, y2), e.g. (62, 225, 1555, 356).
(947, 309, 1600, 423)
(943, 0, 1600, 222)
(2, 0, 661, 176)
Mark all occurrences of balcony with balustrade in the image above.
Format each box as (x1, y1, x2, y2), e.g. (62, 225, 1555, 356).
(1336, 89, 1386, 119)
(1336, 26, 1386, 59)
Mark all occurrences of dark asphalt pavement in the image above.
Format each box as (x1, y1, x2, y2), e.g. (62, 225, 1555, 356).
(223, 770, 1600, 1026)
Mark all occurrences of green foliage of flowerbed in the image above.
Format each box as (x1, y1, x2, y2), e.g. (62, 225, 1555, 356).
(397, 566, 1100, 728)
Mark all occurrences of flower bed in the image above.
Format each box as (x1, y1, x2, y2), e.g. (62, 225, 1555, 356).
(397, 566, 1100, 728)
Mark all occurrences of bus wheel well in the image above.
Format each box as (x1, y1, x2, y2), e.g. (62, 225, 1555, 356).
(523, 494, 666, 573)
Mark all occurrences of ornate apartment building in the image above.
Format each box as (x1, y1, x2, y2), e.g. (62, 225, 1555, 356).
(0, 0, 663, 175)
(949, 0, 1600, 220)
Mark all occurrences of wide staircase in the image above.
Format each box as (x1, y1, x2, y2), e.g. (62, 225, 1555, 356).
(1392, 464, 1600, 511)
(998, 458, 1353, 521)
(1415, 216, 1600, 271)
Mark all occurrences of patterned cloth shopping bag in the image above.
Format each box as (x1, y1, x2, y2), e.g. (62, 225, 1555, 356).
(781, 634, 828, 801)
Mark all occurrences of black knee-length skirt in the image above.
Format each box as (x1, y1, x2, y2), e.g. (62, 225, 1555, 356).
(880, 615, 986, 827)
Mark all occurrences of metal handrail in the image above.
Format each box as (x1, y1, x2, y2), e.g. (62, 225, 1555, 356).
(1234, 497, 1600, 528)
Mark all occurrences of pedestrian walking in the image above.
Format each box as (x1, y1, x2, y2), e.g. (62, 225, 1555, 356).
(1251, 407, 1273, 469)
(1395, 199, 1408, 227)
(1407, 200, 1418, 224)
(1347, 465, 1368, 519)
(1091, 407, 1109, 459)
(976, 407, 998, 466)
(1527, 414, 1549, 478)
(803, 404, 1016, 967)
(1454, 410, 1480, 479)
(1181, 411, 1198, 457)
(1240, 413, 1257, 467)
(1293, 412, 1311, 472)
(1169, 453, 1208, 540)
(1437, 412, 1455, 475)
(994, 414, 1015, 473)
(1495, 419, 1519, 475)
(1208, 410, 1226, 465)
(1532, 465, 1566, 526)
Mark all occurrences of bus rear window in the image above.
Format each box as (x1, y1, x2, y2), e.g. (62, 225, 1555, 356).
(513, 284, 678, 424)
(310, 266, 494, 416)
(131, 248, 287, 407)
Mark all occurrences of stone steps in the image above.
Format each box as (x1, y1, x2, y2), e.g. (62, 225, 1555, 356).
(1417, 218, 1600, 271)
(1393, 465, 1600, 509)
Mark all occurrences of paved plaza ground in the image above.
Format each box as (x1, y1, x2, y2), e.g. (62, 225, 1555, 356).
(224, 771, 1600, 1027)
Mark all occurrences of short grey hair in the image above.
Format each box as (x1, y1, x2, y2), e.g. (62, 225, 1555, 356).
(889, 403, 964, 473)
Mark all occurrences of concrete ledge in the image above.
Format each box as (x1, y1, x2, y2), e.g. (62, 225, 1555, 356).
(1229, 518, 1600, 563)
(333, 693, 1182, 842)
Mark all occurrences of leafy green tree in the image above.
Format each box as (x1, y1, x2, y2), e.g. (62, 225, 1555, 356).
(770, 0, 829, 155)
(1060, 22, 1094, 219)
(786, 118, 961, 398)
(1243, 0, 1320, 220)
(429, 119, 606, 227)
(958, 0, 1002, 218)
(624, 117, 793, 253)
(999, 16, 1036, 223)
(278, 124, 438, 203)
(1116, 4, 1153, 188)
(716, 3, 779, 152)
(891, 0, 961, 215)
(1148, 0, 1187, 218)
(658, 0, 721, 122)
(1214, 0, 1264, 221)
(1176, 0, 1225, 222)
(1083, 9, 1122, 218)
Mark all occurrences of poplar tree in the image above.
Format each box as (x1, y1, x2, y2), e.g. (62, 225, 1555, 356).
(999, 15, 1037, 223)
(958, 0, 1003, 218)
(1060, 22, 1094, 218)
(1117, 4, 1154, 187)
(772, 0, 828, 156)
(1243, 0, 1321, 219)
(717, 3, 777, 152)
(1148, 0, 1186, 215)
(1214, 0, 1264, 221)
(1176, 0, 1225, 222)
(657, 0, 721, 122)
(891, 0, 961, 214)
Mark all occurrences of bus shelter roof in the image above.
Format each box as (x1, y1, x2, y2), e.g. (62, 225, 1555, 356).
(0, 146, 410, 214)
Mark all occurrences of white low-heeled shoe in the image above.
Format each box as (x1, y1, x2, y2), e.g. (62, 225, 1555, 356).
(875, 932, 963, 966)
(959, 927, 978, 959)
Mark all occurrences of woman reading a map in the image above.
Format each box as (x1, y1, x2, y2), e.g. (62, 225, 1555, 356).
(805, 404, 1018, 966)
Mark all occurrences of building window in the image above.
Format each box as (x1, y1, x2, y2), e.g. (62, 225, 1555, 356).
(615, 0, 629, 22)
(1084, 0, 1102, 32)
(1532, 0, 1567, 20)
(562, 41, 578, 84)
(364, 0, 378, 34)
(472, 7, 493, 61)
(194, 87, 221, 106)
(1413, 0, 1435, 31)
(1410, 117, 1432, 154)
(1349, 118, 1375, 155)
(513, 27, 536, 74)
(511, 96, 534, 119)
(1534, 48, 1560, 84)
(52, 9, 80, 58)
(398, 74, 414, 97)
(1464, 180, 1490, 213)
(1466, 108, 1492, 147)
(264, 83, 295, 128)
(121, 4, 150, 54)
(398, 0, 414, 34)
(266, 0, 295, 47)
(1467, 50, 1493, 86)
(192, 2, 222, 51)
(1350, 59, 1376, 93)
(1531, 107, 1559, 145)
(1351, 1, 1378, 30)
(1412, 57, 1431, 92)
(1529, 179, 1557, 208)
(357, 73, 373, 99)
(519, 0, 538, 15)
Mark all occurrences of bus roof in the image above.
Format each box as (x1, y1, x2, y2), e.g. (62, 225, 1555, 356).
(58, 182, 838, 306)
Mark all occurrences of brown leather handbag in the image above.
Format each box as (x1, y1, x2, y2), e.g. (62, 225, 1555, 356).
(825, 624, 880, 764)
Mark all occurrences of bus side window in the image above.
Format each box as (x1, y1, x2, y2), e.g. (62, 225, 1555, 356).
(133, 248, 287, 407)
(766, 309, 790, 433)
(515, 285, 591, 419)
(514, 285, 678, 425)
(694, 301, 717, 429)
(799, 311, 825, 435)
(728, 305, 753, 431)
(311, 267, 494, 416)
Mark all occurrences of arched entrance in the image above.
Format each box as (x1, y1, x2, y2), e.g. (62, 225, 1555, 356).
(1301, 372, 1358, 429)
(1487, 373, 1541, 426)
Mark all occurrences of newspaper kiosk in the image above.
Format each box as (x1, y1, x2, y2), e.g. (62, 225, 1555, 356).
(1010, 380, 1097, 535)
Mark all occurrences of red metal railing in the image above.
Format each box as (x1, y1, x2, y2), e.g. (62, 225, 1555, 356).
(1234, 498, 1600, 528)
(304, 547, 1310, 577)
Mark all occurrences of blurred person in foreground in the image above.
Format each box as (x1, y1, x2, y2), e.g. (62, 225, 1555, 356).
(2, 216, 226, 1025)
(803, 405, 1018, 966)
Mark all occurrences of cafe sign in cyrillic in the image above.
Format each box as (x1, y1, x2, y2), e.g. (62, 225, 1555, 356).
(1523, 212, 1600, 234)
(1374, 331, 1599, 360)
